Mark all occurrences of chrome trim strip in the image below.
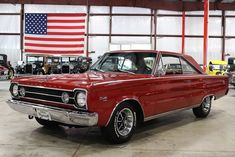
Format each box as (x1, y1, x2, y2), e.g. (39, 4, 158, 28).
(144, 104, 200, 122)
(24, 91, 74, 100)
(105, 98, 145, 127)
(93, 78, 156, 86)
(20, 97, 74, 106)
(92, 75, 213, 86)
(6, 99, 98, 126)
(19, 84, 72, 92)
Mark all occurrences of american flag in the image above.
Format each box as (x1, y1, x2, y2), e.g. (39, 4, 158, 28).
(24, 13, 86, 55)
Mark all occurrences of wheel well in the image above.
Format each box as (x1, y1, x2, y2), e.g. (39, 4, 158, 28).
(122, 100, 144, 125)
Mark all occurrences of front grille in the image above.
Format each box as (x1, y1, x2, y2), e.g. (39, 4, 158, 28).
(25, 64, 33, 74)
(62, 65, 70, 73)
(18, 85, 75, 106)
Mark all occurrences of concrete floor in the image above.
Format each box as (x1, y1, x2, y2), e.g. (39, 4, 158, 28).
(0, 80, 235, 157)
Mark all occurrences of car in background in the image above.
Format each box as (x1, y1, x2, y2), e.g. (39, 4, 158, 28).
(7, 50, 229, 143)
(206, 60, 228, 75)
(227, 57, 235, 87)
(0, 54, 14, 79)
(57, 56, 92, 74)
(0, 65, 8, 80)
(16, 55, 92, 75)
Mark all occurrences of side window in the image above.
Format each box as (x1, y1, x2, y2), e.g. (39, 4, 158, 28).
(161, 55, 182, 75)
(156, 56, 165, 76)
(144, 57, 155, 70)
(180, 58, 199, 74)
(120, 58, 137, 71)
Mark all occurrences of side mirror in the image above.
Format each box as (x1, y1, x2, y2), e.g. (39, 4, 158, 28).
(209, 65, 214, 71)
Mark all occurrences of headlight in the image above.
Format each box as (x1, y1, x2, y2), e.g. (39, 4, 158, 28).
(12, 84, 19, 97)
(57, 65, 61, 69)
(74, 91, 87, 109)
(19, 87, 25, 97)
(61, 92, 69, 104)
(32, 64, 36, 69)
(70, 64, 74, 70)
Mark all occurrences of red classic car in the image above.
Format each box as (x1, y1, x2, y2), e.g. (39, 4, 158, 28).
(7, 50, 229, 143)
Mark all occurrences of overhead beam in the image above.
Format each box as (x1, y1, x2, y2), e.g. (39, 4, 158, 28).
(1, 0, 235, 11)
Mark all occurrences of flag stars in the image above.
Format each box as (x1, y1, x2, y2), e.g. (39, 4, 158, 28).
(25, 13, 47, 35)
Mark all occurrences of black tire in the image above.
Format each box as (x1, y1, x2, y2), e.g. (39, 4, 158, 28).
(35, 117, 58, 128)
(101, 103, 137, 144)
(193, 96, 212, 118)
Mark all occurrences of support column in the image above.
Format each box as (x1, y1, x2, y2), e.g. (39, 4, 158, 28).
(181, 11, 185, 54)
(222, 10, 226, 61)
(86, 5, 90, 57)
(203, 0, 209, 72)
(20, 4, 24, 61)
(154, 10, 157, 50)
(109, 6, 112, 44)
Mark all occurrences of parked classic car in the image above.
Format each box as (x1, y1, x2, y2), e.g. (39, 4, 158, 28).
(56, 56, 92, 74)
(15, 56, 45, 75)
(206, 60, 228, 75)
(7, 50, 229, 143)
(0, 54, 14, 79)
(0, 65, 9, 80)
(227, 57, 235, 86)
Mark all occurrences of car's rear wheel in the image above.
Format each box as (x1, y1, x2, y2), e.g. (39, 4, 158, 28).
(193, 96, 212, 118)
(101, 103, 137, 144)
(35, 117, 58, 128)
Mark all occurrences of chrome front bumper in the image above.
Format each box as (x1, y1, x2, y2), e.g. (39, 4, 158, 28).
(6, 99, 98, 126)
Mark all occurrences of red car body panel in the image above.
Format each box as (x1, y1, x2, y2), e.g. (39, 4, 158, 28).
(11, 51, 229, 126)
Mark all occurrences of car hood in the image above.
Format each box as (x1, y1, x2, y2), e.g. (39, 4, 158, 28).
(12, 71, 151, 90)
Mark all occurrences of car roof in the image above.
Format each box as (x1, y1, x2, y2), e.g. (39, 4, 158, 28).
(109, 50, 203, 73)
(110, 50, 183, 55)
(209, 60, 227, 65)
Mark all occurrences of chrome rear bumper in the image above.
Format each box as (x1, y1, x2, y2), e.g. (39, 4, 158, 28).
(7, 99, 98, 126)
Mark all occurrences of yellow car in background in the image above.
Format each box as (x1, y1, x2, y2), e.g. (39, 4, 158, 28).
(206, 60, 228, 75)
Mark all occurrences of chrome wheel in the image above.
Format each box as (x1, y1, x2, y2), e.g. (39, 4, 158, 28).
(193, 96, 212, 118)
(101, 103, 137, 144)
(114, 108, 134, 137)
(202, 97, 211, 113)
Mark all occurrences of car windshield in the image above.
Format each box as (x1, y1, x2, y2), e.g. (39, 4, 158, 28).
(211, 64, 227, 70)
(90, 52, 156, 75)
(27, 56, 43, 63)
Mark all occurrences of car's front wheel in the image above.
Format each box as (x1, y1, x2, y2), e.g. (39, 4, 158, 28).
(35, 117, 58, 128)
(101, 102, 137, 144)
(193, 96, 212, 118)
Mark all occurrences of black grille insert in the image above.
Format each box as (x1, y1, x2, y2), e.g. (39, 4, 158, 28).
(19, 86, 75, 105)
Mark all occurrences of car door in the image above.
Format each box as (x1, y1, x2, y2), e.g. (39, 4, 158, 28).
(180, 57, 205, 106)
(151, 53, 193, 114)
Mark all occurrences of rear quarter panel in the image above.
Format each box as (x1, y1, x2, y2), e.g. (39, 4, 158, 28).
(201, 75, 229, 100)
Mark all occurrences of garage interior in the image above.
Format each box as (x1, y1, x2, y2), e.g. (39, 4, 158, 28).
(0, 0, 235, 157)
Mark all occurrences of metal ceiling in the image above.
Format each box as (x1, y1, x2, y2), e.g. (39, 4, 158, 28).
(0, 0, 235, 11)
